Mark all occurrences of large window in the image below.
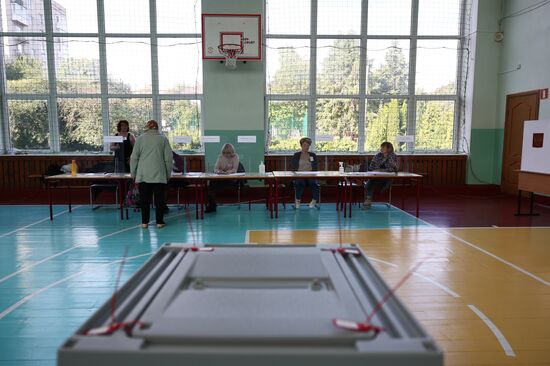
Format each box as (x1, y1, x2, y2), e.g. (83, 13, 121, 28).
(266, 0, 466, 153)
(0, 0, 202, 153)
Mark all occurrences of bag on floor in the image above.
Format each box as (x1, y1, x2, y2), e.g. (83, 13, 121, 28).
(125, 183, 140, 208)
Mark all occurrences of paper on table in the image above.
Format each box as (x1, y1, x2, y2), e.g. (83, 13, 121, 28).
(228, 172, 246, 176)
(294, 171, 319, 175)
(185, 172, 202, 176)
(367, 171, 396, 175)
(171, 171, 183, 176)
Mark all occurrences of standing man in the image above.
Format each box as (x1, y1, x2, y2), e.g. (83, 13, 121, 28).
(130, 120, 173, 228)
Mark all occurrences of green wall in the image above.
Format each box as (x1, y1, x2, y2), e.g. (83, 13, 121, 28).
(203, 130, 264, 172)
(202, 0, 265, 172)
(466, 0, 502, 184)
(468, 0, 550, 184)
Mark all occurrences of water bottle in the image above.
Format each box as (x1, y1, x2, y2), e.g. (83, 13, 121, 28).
(259, 161, 265, 174)
(71, 159, 77, 176)
(338, 161, 344, 174)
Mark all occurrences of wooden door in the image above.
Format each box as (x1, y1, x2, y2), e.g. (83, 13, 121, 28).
(501, 91, 539, 194)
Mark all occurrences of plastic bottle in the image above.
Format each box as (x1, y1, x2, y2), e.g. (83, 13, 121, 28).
(71, 159, 77, 176)
(338, 161, 344, 174)
(259, 161, 265, 174)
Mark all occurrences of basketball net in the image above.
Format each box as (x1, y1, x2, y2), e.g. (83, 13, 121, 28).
(218, 44, 243, 70)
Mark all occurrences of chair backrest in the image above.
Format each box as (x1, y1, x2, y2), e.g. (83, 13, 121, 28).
(237, 162, 245, 173)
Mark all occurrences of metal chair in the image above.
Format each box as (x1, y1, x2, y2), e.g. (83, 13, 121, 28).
(90, 183, 119, 210)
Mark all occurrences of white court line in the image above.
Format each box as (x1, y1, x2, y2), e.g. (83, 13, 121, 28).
(0, 252, 152, 321)
(0, 224, 140, 285)
(468, 304, 516, 357)
(451, 226, 550, 230)
(0, 211, 188, 285)
(394, 205, 550, 287)
(0, 205, 83, 238)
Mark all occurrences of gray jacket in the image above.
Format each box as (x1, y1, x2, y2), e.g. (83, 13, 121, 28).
(130, 130, 173, 183)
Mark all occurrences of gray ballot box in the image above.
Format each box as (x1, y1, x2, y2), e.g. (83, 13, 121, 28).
(58, 244, 443, 366)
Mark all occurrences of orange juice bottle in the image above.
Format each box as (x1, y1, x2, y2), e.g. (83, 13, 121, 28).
(71, 160, 77, 176)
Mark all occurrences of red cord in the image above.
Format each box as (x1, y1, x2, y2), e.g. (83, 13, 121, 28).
(110, 247, 128, 324)
(366, 261, 424, 323)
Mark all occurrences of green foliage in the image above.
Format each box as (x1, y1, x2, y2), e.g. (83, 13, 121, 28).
(317, 39, 360, 95)
(316, 98, 359, 151)
(415, 101, 454, 150)
(368, 41, 408, 95)
(162, 100, 201, 150)
(9, 100, 49, 149)
(108, 98, 153, 135)
(268, 48, 309, 94)
(365, 99, 407, 152)
(58, 98, 103, 151)
(5, 56, 48, 93)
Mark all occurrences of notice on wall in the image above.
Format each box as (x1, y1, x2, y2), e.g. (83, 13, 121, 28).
(104, 136, 123, 143)
(237, 136, 257, 143)
(173, 136, 193, 144)
(316, 134, 334, 142)
(202, 136, 220, 143)
(395, 135, 415, 143)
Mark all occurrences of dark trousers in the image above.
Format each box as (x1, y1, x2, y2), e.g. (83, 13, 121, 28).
(294, 179, 320, 201)
(365, 179, 391, 199)
(207, 180, 239, 208)
(139, 182, 167, 224)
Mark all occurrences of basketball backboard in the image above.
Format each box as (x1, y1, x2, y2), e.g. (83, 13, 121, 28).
(202, 14, 262, 61)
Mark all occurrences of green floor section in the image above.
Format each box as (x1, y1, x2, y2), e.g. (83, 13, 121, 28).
(0, 204, 426, 366)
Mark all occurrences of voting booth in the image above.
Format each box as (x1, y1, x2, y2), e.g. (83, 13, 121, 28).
(516, 119, 550, 215)
(521, 119, 550, 174)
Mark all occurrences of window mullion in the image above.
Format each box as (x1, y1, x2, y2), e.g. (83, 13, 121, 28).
(357, 0, 369, 153)
(407, 0, 419, 153)
(150, 0, 160, 123)
(44, 0, 59, 152)
(97, 0, 110, 152)
(309, 0, 317, 146)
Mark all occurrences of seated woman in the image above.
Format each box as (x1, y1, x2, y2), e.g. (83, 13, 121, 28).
(291, 137, 320, 209)
(205, 143, 240, 213)
(363, 141, 399, 209)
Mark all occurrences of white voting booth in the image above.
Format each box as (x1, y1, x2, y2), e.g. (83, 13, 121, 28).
(521, 119, 550, 174)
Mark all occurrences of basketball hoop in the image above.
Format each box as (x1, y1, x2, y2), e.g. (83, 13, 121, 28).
(218, 43, 243, 70)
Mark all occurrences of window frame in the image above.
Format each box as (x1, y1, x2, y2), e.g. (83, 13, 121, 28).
(265, 0, 467, 154)
(0, 0, 204, 153)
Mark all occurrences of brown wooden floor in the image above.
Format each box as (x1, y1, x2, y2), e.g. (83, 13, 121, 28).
(248, 227, 550, 365)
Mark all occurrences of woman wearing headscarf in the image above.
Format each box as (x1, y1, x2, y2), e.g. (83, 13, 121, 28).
(205, 143, 240, 213)
(130, 120, 173, 228)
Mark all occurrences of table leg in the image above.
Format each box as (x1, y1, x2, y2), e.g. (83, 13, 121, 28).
(401, 178, 405, 210)
(336, 181, 340, 211)
(195, 182, 199, 220)
(514, 190, 539, 216)
(119, 180, 124, 220)
(343, 179, 348, 218)
(267, 180, 273, 218)
(348, 179, 353, 218)
(200, 180, 205, 220)
(416, 178, 420, 217)
(275, 179, 279, 219)
(48, 182, 53, 220)
(68, 184, 72, 213)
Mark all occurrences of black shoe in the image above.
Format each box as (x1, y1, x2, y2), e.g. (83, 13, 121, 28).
(204, 206, 217, 213)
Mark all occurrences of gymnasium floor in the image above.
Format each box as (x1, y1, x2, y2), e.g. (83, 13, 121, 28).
(0, 203, 549, 365)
